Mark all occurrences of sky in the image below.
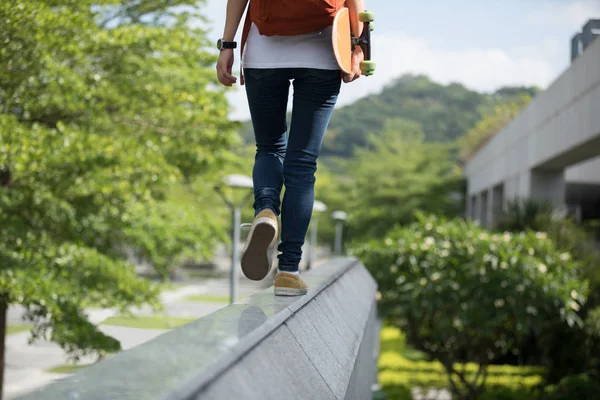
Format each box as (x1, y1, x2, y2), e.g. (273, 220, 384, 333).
(200, 0, 600, 120)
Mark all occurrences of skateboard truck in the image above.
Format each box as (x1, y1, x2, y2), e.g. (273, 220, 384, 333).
(353, 11, 375, 76)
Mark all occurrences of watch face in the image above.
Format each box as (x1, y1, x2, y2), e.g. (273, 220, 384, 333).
(217, 38, 223, 50)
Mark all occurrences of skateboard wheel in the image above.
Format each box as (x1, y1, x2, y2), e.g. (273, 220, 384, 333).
(360, 60, 376, 75)
(359, 11, 375, 23)
(370, 23, 374, 31)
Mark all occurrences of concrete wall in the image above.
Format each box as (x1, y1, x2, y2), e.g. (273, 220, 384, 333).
(18, 258, 380, 400)
(464, 36, 600, 226)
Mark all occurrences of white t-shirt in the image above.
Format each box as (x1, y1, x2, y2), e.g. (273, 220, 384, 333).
(242, 23, 339, 70)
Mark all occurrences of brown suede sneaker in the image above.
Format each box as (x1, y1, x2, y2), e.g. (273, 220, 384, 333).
(274, 272, 308, 296)
(241, 209, 278, 281)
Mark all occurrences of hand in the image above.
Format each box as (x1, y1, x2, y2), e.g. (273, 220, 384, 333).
(216, 49, 237, 86)
(342, 46, 364, 83)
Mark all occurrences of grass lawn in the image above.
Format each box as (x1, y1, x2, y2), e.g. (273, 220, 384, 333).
(7, 325, 32, 335)
(101, 315, 195, 330)
(47, 364, 91, 374)
(378, 326, 544, 400)
(183, 294, 231, 303)
(157, 281, 187, 292)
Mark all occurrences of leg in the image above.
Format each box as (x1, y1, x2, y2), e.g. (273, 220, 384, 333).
(278, 68, 341, 272)
(241, 68, 290, 281)
(244, 68, 291, 215)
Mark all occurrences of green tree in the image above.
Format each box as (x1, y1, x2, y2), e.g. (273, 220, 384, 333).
(0, 0, 237, 395)
(354, 214, 586, 400)
(341, 119, 462, 241)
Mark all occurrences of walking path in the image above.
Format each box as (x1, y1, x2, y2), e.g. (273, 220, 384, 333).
(5, 278, 263, 399)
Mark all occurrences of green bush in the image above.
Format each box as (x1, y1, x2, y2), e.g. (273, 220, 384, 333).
(355, 214, 585, 399)
(496, 199, 600, 383)
(540, 373, 600, 400)
(479, 387, 537, 400)
(379, 327, 544, 400)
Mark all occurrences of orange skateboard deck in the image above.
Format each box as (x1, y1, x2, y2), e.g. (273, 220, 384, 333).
(332, 8, 375, 76)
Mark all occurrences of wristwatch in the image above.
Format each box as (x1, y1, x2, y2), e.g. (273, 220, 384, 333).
(217, 39, 237, 50)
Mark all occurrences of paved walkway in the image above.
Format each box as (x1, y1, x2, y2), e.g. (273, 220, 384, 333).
(5, 278, 263, 399)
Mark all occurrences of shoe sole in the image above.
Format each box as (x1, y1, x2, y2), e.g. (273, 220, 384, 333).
(241, 218, 276, 281)
(274, 287, 308, 296)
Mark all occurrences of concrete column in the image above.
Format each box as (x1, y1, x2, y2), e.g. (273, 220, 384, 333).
(473, 193, 483, 224)
(486, 187, 495, 228)
(481, 190, 489, 227)
(530, 170, 566, 208)
(491, 184, 504, 227)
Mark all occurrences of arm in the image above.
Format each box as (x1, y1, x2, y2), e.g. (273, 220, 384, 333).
(216, 0, 248, 86)
(345, 0, 365, 38)
(222, 0, 248, 41)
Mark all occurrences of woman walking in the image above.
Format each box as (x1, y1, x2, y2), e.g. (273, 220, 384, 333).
(216, 0, 365, 295)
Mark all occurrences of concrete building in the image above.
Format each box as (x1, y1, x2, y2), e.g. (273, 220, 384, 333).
(464, 19, 600, 227)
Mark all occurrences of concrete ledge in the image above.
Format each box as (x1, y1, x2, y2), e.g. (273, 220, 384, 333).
(18, 257, 379, 400)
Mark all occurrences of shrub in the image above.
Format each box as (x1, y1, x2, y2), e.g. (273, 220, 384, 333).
(540, 373, 600, 400)
(379, 327, 544, 400)
(496, 199, 600, 383)
(354, 214, 585, 400)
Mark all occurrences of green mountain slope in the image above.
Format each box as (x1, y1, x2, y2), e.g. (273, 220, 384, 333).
(238, 74, 539, 158)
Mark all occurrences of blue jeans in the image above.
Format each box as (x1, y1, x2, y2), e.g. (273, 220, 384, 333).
(244, 68, 341, 272)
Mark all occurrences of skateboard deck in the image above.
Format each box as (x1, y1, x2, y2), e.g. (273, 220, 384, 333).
(332, 8, 375, 76)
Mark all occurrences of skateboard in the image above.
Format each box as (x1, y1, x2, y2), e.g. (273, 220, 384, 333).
(332, 8, 375, 76)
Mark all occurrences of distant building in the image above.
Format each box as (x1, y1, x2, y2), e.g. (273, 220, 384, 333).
(464, 19, 600, 227)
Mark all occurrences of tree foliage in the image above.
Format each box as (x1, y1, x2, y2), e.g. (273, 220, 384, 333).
(354, 214, 585, 400)
(0, 0, 237, 360)
(340, 119, 463, 241)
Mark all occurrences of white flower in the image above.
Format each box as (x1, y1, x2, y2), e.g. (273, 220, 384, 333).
(424, 237, 435, 246)
(390, 265, 398, 273)
(494, 299, 505, 308)
(535, 232, 548, 240)
(419, 278, 427, 286)
(479, 232, 489, 240)
(560, 253, 571, 262)
(440, 249, 450, 258)
(569, 300, 581, 312)
(528, 248, 535, 256)
(442, 240, 451, 249)
(537, 264, 547, 274)
(517, 284, 525, 293)
(425, 223, 433, 230)
(431, 272, 441, 281)
(410, 243, 418, 250)
(500, 262, 509, 270)
(570, 290, 578, 300)
(453, 317, 463, 329)
(396, 276, 406, 285)
(526, 306, 538, 315)
(451, 282, 460, 291)
(503, 232, 512, 242)
(385, 238, 393, 246)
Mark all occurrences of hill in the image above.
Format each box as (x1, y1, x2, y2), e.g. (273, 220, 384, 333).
(238, 74, 539, 158)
